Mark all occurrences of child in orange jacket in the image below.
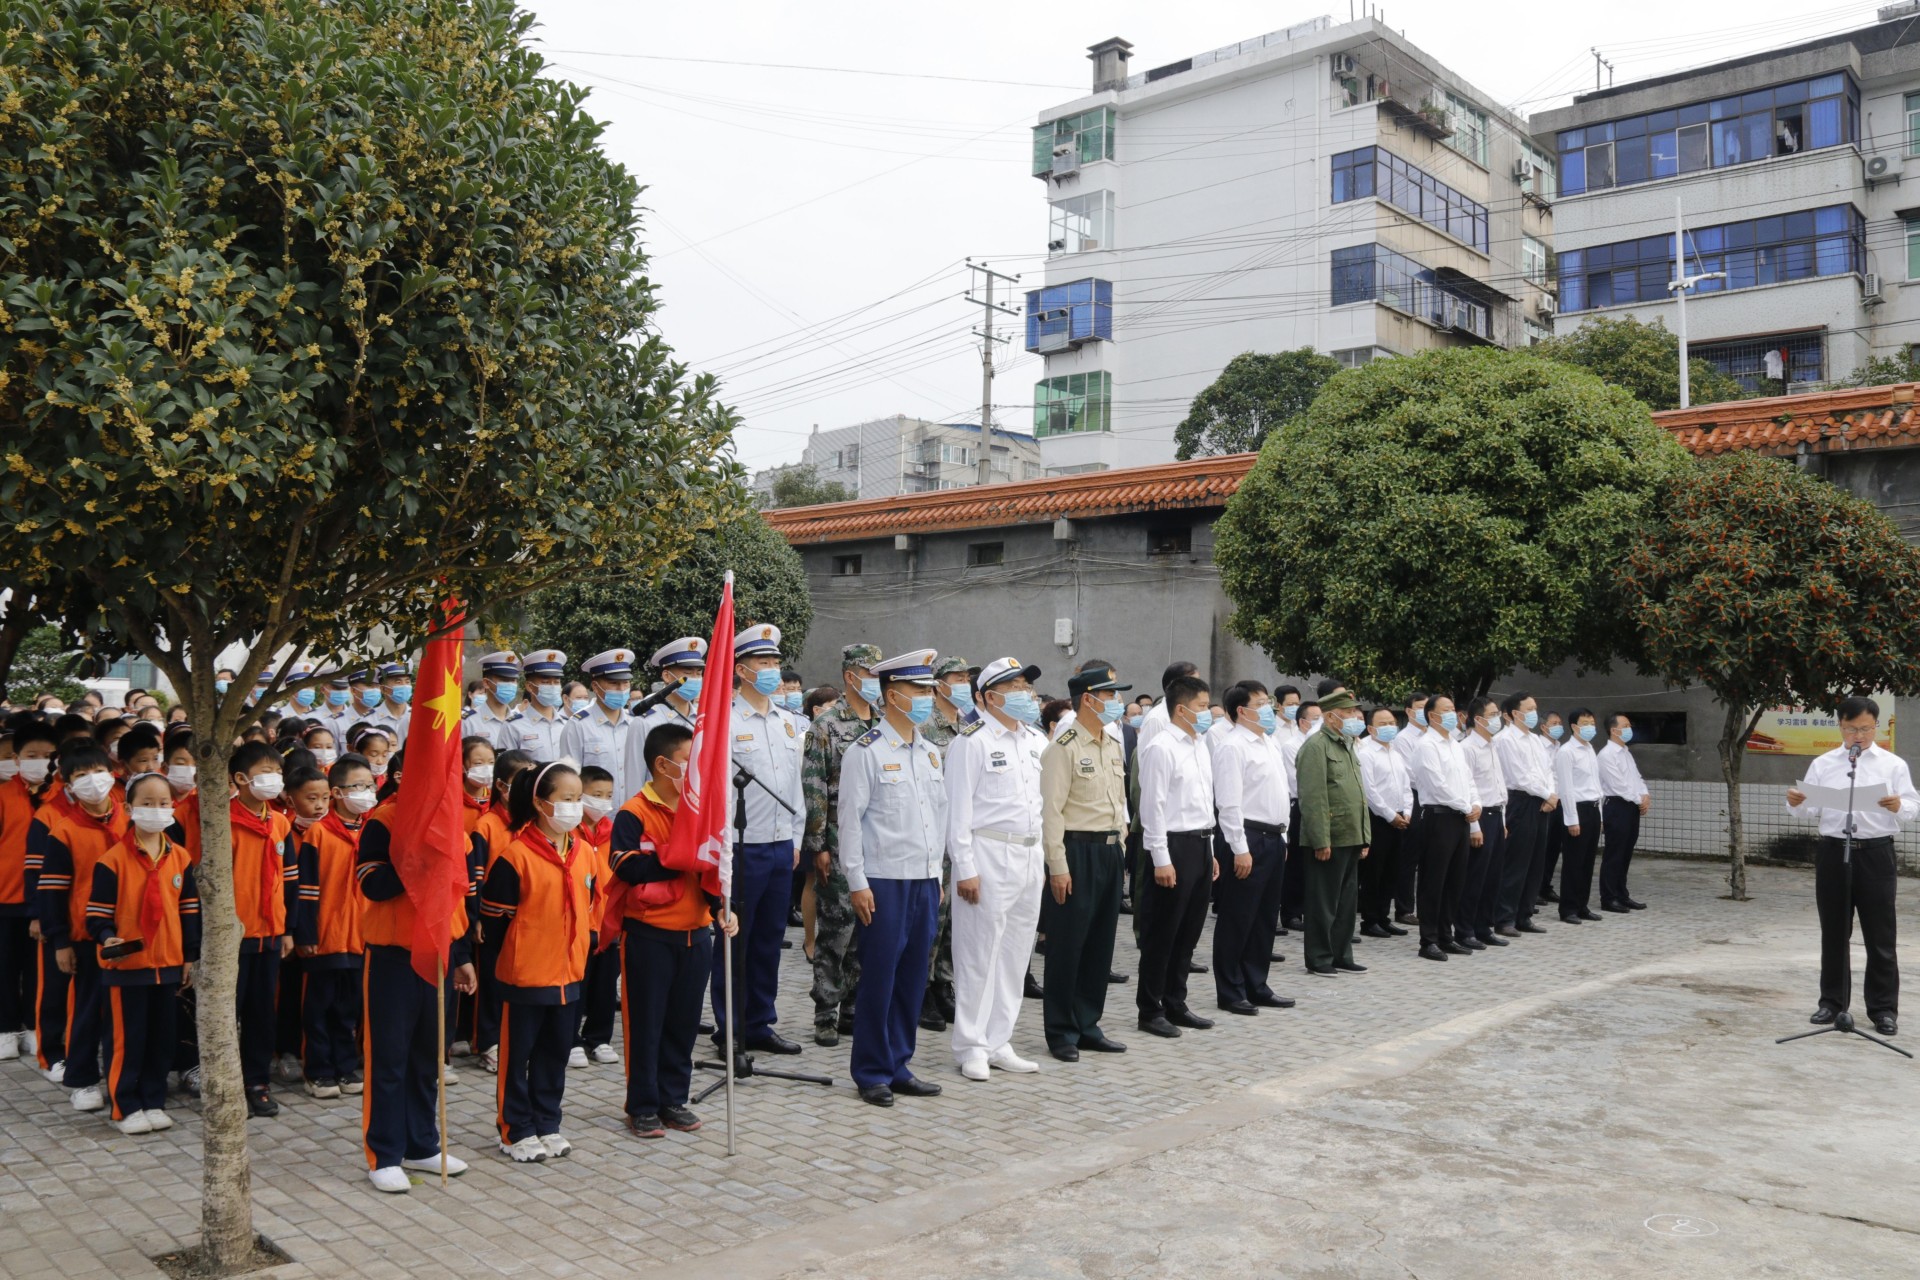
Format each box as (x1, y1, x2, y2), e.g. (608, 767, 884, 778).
(37, 742, 128, 1112)
(573, 765, 620, 1068)
(295, 756, 372, 1099)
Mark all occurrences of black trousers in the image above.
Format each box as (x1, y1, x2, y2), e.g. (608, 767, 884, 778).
(63, 941, 103, 1089)
(575, 948, 618, 1049)
(361, 945, 447, 1170)
(1358, 819, 1402, 926)
(1815, 835, 1899, 1016)
(1396, 792, 1424, 917)
(103, 982, 177, 1121)
(1212, 826, 1286, 1005)
(1136, 832, 1212, 1020)
(275, 953, 303, 1057)
(1417, 810, 1470, 948)
(1541, 815, 1564, 896)
(620, 923, 711, 1116)
(1461, 804, 1505, 938)
(1279, 803, 1306, 925)
(35, 938, 69, 1070)
(1499, 792, 1548, 927)
(1559, 802, 1601, 917)
(236, 948, 280, 1089)
(497, 1000, 572, 1145)
(1600, 798, 1642, 906)
(302, 965, 361, 1082)
(474, 929, 504, 1054)
(1041, 832, 1123, 1048)
(0, 914, 32, 1035)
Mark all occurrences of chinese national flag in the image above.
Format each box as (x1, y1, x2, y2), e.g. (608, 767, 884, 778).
(659, 572, 734, 899)
(386, 603, 472, 985)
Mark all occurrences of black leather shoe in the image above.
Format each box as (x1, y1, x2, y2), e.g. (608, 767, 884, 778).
(1049, 1043, 1080, 1062)
(1418, 943, 1448, 962)
(1394, 911, 1418, 926)
(745, 1032, 802, 1056)
(1439, 940, 1471, 956)
(1578, 909, 1603, 922)
(1334, 960, 1367, 973)
(788, 906, 804, 928)
(1456, 936, 1486, 951)
(1186, 960, 1208, 974)
(1477, 933, 1509, 947)
(1080, 1034, 1128, 1053)
(1138, 1016, 1182, 1038)
(1538, 886, 1561, 904)
(1516, 920, 1548, 933)
(1107, 970, 1129, 984)
(918, 1009, 948, 1032)
(1270, 951, 1287, 963)
(1872, 1013, 1898, 1036)
(1023, 971, 1044, 999)
(1306, 965, 1338, 977)
(1217, 999, 1258, 1016)
(1383, 921, 1409, 936)
(1275, 925, 1289, 936)
(1359, 922, 1394, 939)
(1602, 901, 1630, 913)
(1495, 926, 1522, 938)
(858, 1084, 894, 1107)
(1252, 992, 1296, 1009)
(1284, 917, 1306, 932)
(1559, 914, 1582, 925)
(892, 1076, 943, 1098)
(1626, 898, 1647, 910)
(1809, 1006, 1840, 1025)
(1167, 1007, 1214, 1030)
(699, 1021, 716, 1036)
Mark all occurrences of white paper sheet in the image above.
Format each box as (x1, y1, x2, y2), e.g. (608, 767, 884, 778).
(1794, 779, 1890, 811)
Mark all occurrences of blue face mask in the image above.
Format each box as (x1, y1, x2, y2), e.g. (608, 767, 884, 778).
(493, 682, 518, 705)
(1340, 714, 1365, 737)
(1485, 714, 1503, 736)
(1438, 711, 1459, 733)
(601, 688, 630, 711)
(783, 692, 805, 713)
(948, 686, 975, 715)
(1413, 708, 1428, 727)
(294, 688, 316, 708)
(215, 679, 230, 695)
(1282, 704, 1299, 721)
(1097, 696, 1124, 725)
(571, 698, 591, 715)
(388, 684, 413, 705)
(859, 677, 881, 707)
(1127, 714, 1143, 729)
(1190, 709, 1213, 736)
(1376, 725, 1398, 743)
(1547, 724, 1565, 741)
(1000, 691, 1041, 724)
(904, 693, 934, 725)
(1523, 710, 1539, 730)
(1577, 724, 1596, 742)
(1618, 727, 1633, 744)
(751, 668, 782, 696)
(677, 677, 702, 703)
(358, 688, 383, 710)
(1256, 705, 1277, 734)
(327, 689, 349, 709)
(534, 685, 563, 709)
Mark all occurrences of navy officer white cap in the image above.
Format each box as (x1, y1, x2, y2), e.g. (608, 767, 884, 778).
(522, 648, 567, 675)
(479, 650, 521, 677)
(734, 624, 782, 659)
(977, 656, 1041, 691)
(582, 648, 636, 679)
(870, 648, 938, 684)
(649, 637, 707, 669)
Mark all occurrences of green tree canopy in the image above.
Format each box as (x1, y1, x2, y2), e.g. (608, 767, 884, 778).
(1836, 351, 1920, 387)
(4, 625, 88, 706)
(1174, 349, 1343, 460)
(765, 463, 853, 509)
(1531, 315, 1750, 410)
(1619, 450, 1920, 898)
(1216, 347, 1692, 703)
(0, 1, 739, 1269)
(523, 512, 812, 682)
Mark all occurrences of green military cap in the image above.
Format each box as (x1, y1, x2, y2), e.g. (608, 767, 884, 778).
(933, 655, 970, 679)
(1319, 690, 1359, 710)
(841, 642, 883, 669)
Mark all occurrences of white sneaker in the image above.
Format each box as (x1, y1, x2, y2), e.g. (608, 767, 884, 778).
(479, 1048, 498, 1074)
(43, 1060, 66, 1084)
(369, 1166, 411, 1194)
(303, 1078, 341, 1099)
(590, 1043, 620, 1065)
(441, 1064, 459, 1086)
(0, 1031, 19, 1061)
(567, 1046, 588, 1068)
(956, 1052, 990, 1082)
(143, 1109, 175, 1131)
(401, 1152, 468, 1177)
(20, 1029, 35, 1055)
(116, 1110, 153, 1135)
(71, 1085, 105, 1112)
(538, 1133, 572, 1159)
(500, 1136, 548, 1163)
(988, 1047, 1040, 1074)
(449, 1039, 473, 1058)
(272, 1052, 304, 1084)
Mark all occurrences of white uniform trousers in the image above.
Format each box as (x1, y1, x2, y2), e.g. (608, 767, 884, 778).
(949, 833, 1046, 1064)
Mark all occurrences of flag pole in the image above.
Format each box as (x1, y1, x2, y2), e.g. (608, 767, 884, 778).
(722, 909, 737, 1156)
(437, 953, 449, 1187)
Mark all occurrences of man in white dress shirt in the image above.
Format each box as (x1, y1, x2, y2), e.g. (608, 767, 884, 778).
(1596, 713, 1652, 913)
(1133, 661, 1197, 753)
(1552, 709, 1605, 923)
(1786, 696, 1913, 1036)
(1357, 707, 1412, 939)
(1210, 683, 1294, 1015)
(1458, 697, 1511, 950)
(1391, 692, 1431, 925)
(1409, 695, 1479, 961)
(1135, 674, 1217, 1038)
(1493, 693, 1555, 937)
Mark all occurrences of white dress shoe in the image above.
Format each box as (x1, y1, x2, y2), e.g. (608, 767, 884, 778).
(567, 1046, 589, 1068)
(956, 1053, 990, 1082)
(116, 1111, 153, 1135)
(401, 1152, 469, 1176)
(539, 1133, 572, 1159)
(988, 1047, 1040, 1073)
(590, 1043, 620, 1065)
(369, 1166, 411, 1194)
(0, 1031, 20, 1060)
(143, 1109, 176, 1131)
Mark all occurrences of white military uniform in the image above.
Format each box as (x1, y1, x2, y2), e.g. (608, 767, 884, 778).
(561, 648, 636, 800)
(461, 650, 525, 751)
(623, 635, 707, 790)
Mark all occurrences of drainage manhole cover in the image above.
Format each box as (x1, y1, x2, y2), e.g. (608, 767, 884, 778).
(1645, 1214, 1719, 1237)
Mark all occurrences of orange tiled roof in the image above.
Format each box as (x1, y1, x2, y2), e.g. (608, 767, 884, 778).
(1656, 383, 1920, 456)
(762, 453, 1258, 544)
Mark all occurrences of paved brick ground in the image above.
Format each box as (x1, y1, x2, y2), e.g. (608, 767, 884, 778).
(0, 860, 1879, 1279)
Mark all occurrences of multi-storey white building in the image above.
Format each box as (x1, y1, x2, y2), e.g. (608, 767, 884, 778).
(1532, 6, 1920, 391)
(753, 415, 1044, 503)
(1027, 17, 1554, 474)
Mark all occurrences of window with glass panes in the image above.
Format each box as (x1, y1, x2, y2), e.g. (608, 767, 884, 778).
(1023, 279, 1114, 351)
(1444, 92, 1489, 165)
(1331, 147, 1489, 252)
(1908, 218, 1920, 280)
(1048, 192, 1114, 254)
(1558, 205, 1863, 313)
(1558, 73, 1856, 196)
(1033, 371, 1112, 437)
(1329, 244, 1491, 337)
(1522, 235, 1551, 285)
(1031, 108, 1116, 176)
(1522, 143, 1556, 200)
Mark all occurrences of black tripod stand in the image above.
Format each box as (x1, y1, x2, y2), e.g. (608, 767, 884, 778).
(1776, 744, 1911, 1060)
(694, 760, 832, 1105)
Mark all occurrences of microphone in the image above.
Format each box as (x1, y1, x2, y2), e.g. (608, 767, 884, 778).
(1847, 740, 1864, 762)
(630, 682, 683, 717)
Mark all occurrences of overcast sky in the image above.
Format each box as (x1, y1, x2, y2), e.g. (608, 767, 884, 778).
(519, 1, 1891, 473)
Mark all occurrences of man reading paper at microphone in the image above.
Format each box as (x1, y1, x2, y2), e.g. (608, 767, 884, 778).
(1785, 696, 1916, 1037)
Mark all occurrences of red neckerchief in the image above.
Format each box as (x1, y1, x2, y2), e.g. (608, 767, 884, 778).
(74, 795, 126, 834)
(464, 791, 490, 816)
(230, 798, 279, 917)
(584, 814, 611, 847)
(320, 810, 364, 849)
(123, 828, 171, 945)
(519, 824, 580, 945)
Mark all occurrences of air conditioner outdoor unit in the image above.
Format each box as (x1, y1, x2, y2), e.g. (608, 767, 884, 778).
(1333, 53, 1357, 74)
(1079, 238, 1100, 251)
(1538, 296, 1557, 318)
(1863, 271, 1884, 299)
(1866, 154, 1894, 179)
(1037, 329, 1072, 354)
(1513, 158, 1533, 182)
(1052, 151, 1080, 178)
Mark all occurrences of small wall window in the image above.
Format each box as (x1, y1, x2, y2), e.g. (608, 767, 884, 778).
(968, 541, 1005, 566)
(1148, 526, 1192, 555)
(832, 554, 862, 577)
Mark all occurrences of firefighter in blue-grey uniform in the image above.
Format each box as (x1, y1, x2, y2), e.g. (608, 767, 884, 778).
(462, 651, 525, 751)
(625, 637, 707, 790)
(560, 650, 636, 801)
(510, 649, 571, 763)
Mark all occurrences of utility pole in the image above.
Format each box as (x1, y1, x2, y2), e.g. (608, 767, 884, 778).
(1592, 48, 1613, 90)
(965, 259, 1019, 487)
(1669, 195, 1727, 409)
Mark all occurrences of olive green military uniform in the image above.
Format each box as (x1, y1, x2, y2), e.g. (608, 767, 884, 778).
(804, 643, 882, 1039)
(1295, 692, 1373, 973)
(1039, 718, 1129, 1050)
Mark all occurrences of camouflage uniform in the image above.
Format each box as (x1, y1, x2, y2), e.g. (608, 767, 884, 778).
(804, 643, 882, 1039)
(917, 655, 976, 1030)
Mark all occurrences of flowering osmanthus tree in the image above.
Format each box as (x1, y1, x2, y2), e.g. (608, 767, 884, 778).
(0, 1, 742, 1269)
(1620, 450, 1920, 900)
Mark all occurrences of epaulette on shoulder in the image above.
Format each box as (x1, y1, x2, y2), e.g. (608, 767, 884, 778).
(958, 720, 985, 737)
(855, 727, 884, 747)
(1057, 726, 1079, 744)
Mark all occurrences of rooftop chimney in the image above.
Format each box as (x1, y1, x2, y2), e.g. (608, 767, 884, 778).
(1088, 37, 1133, 92)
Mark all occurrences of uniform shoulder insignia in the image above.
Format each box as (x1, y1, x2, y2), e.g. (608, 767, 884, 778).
(957, 720, 985, 737)
(1057, 726, 1079, 744)
(855, 727, 884, 747)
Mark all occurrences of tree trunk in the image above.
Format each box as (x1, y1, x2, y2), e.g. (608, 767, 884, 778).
(1717, 702, 1765, 902)
(193, 742, 256, 1273)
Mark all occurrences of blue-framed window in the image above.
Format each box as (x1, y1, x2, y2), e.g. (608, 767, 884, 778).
(1330, 243, 1491, 338)
(1558, 72, 1858, 197)
(1558, 204, 1863, 313)
(1331, 146, 1489, 252)
(1024, 279, 1114, 352)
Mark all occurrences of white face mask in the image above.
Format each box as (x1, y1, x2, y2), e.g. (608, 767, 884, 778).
(313, 748, 339, 769)
(130, 805, 176, 834)
(167, 764, 197, 791)
(0, 760, 16, 782)
(582, 795, 615, 820)
(465, 764, 495, 788)
(340, 788, 379, 815)
(19, 758, 51, 785)
(70, 772, 116, 806)
(247, 772, 285, 801)
(292, 812, 321, 830)
(545, 800, 584, 833)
